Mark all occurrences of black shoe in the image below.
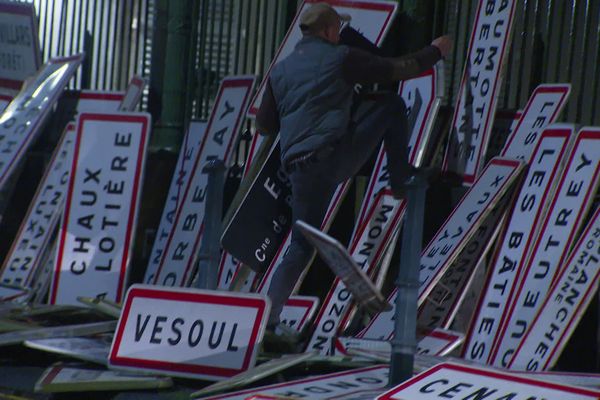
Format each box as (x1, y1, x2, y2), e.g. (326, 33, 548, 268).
(262, 324, 301, 354)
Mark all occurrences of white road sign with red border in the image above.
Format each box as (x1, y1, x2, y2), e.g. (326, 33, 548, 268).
(109, 285, 270, 381)
(50, 112, 150, 305)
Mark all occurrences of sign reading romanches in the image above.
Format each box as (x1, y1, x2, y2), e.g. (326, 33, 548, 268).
(109, 285, 270, 381)
(376, 362, 600, 399)
(50, 112, 151, 305)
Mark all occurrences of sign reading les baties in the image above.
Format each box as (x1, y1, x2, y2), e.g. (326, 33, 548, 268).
(109, 285, 270, 381)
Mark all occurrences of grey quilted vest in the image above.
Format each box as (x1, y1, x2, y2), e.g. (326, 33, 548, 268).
(269, 36, 354, 163)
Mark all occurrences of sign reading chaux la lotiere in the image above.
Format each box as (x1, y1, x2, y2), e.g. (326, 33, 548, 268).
(50, 112, 151, 305)
(109, 285, 270, 381)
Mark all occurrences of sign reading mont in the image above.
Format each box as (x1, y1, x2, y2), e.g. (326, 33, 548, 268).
(109, 285, 270, 381)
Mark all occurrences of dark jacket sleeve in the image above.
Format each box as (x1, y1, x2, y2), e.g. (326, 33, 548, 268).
(255, 79, 280, 136)
(342, 45, 442, 84)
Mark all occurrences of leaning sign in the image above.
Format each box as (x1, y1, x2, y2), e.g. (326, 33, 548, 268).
(0, 1, 41, 91)
(50, 112, 151, 305)
(442, 0, 517, 184)
(109, 285, 270, 381)
(376, 362, 600, 399)
(0, 55, 83, 189)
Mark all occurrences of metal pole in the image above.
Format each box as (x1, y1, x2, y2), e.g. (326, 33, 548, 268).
(389, 170, 429, 386)
(194, 159, 226, 290)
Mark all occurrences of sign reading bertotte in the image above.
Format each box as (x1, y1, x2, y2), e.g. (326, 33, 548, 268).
(442, 0, 517, 184)
(109, 285, 270, 381)
(0, 1, 41, 91)
(376, 362, 600, 399)
(0, 55, 83, 190)
(50, 112, 150, 305)
(247, 0, 398, 116)
(0, 124, 76, 288)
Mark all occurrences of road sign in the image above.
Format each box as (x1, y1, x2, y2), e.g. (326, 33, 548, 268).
(0, 55, 83, 190)
(109, 285, 270, 381)
(119, 75, 146, 111)
(24, 336, 111, 365)
(50, 112, 151, 305)
(143, 121, 206, 284)
(247, 0, 398, 116)
(501, 84, 571, 161)
(0, 124, 76, 288)
(462, 127, 573, 364)
(153, 76, 255, 286)
(508, 207, 600, 371)
(201, 365, 389, 400)
(360, 157, 523, 340)
(376, 362, 600, 399)
(0, 1, 41, 91)
(490, 127, 600, 367)
(280, 295, 319, 332)
(35, 364, 172, 393)
(442, 0, 517, 184)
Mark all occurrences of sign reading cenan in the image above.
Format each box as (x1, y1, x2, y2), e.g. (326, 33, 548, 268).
(50, 112, 150, 305)
(109, 285, 270, 381)
(377, 362, 600, 399)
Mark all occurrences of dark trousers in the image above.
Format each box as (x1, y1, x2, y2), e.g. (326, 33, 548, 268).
(267, 93, 409, 326)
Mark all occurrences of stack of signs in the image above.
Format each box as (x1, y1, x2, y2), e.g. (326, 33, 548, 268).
(0, 55, 83, 190)
(376, 362, 600, 399)
(359, 157, 523, 340)
(489, 127, 600, 368)
(109, 285, 270, 381)
(50, 112, 151, 305)
(0, 1, 41, 94)
(150, 76, 255, 287)
(443, 0, 517, 184)
(462, 126, 574, 365)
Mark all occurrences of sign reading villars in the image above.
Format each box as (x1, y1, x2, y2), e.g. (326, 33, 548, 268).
(109, 285, 270, 381)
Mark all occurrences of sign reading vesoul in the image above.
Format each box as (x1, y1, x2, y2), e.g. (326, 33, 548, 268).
(376, 362, 600, 399)
(109, 285, 270, 381)
(50, 112, 150, 305)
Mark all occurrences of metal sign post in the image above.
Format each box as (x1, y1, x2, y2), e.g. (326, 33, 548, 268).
(389, 170, 429, 386)
(195, 159, 226, 290)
